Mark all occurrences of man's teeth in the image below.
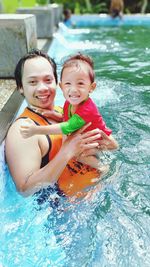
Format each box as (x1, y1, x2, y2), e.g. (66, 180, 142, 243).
(37, 95, 49, 99)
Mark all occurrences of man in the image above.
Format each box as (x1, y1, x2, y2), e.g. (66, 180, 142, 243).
(5, 49, 118, 197)
(110, 0, 124, 19)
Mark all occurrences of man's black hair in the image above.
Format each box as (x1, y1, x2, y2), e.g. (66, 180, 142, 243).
(14, 49, 58, 89)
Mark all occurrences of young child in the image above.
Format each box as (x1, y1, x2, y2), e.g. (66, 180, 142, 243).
(63, 8, 73, 28)
(20, 53, 117, 170)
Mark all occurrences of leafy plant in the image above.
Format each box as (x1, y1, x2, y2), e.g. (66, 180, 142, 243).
(36, 0, 49, 5)
(49, 0, 150, 14)
(3, 0, 36, 13)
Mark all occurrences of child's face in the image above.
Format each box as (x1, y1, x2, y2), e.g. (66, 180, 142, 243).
(60, 63, 96, 107)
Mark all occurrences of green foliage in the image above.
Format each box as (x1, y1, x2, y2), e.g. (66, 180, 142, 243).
(74, 2, 80, 14)
(36, 0, 49, 5)
(51, 0, 107, 14)
(82, 2, 107, 14)
(6, 0, 148, 14)
(3, 0, 36, 13)
(51, 0, 150, 14)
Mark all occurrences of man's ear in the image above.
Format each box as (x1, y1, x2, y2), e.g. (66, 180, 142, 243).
(89, 82, 96, 93)
(19, 87, 24, 95)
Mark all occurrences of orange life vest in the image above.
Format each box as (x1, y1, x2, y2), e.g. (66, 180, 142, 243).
(19, 107, 99, 197)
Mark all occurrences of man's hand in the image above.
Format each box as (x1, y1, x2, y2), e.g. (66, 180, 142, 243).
(31, 107, 63, 122)
(42, 110, 63, 122)
(97, 130, 119, 150)
(62, 124, 101, 159)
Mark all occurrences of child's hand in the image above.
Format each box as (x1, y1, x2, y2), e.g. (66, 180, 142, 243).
(20, 119, 37, 138)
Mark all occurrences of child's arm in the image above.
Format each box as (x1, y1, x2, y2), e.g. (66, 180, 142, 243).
(20, 119, 63, 138)
(20, 114, 86, 138)
(20, 113, 86, 138)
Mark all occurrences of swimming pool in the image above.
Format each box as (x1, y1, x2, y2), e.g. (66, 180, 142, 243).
(0, 16, 150, 267)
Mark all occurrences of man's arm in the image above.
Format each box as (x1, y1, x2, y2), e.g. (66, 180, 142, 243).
(6, 120, 101, 196)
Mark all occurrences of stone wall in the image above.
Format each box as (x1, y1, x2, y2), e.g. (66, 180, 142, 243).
(17, 6, 55, 39)
(0, 14, 37, 78)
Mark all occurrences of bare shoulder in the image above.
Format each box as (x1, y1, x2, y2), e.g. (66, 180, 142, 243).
(5, 119, 43, 191)
(6, 118, 33, 148)
(5, 119, 40, 164)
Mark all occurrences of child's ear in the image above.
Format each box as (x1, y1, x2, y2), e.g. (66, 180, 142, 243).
(59, 82, 62, 90)
(89, 82, 96, 93)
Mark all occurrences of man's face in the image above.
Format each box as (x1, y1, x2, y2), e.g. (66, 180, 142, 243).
(21, 56, 57, 110)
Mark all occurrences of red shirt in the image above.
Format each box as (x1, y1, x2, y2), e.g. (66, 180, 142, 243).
(63, 98, 112, 136)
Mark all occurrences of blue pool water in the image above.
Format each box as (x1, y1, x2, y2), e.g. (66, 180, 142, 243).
(71, 14, 150, 27)
(0, 17, 150, 267)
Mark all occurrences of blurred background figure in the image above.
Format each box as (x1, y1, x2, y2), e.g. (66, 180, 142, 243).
(63, 8, 73, 27)
(110, 0, 124, 19)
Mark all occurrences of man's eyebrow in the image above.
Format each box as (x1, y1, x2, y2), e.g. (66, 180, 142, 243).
(44, 75, 53, 78)
(27, 74, 53, 79)
(27, 75, 38, 79)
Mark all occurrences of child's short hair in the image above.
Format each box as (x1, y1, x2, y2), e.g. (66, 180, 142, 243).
(60, 53, 95, 83)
